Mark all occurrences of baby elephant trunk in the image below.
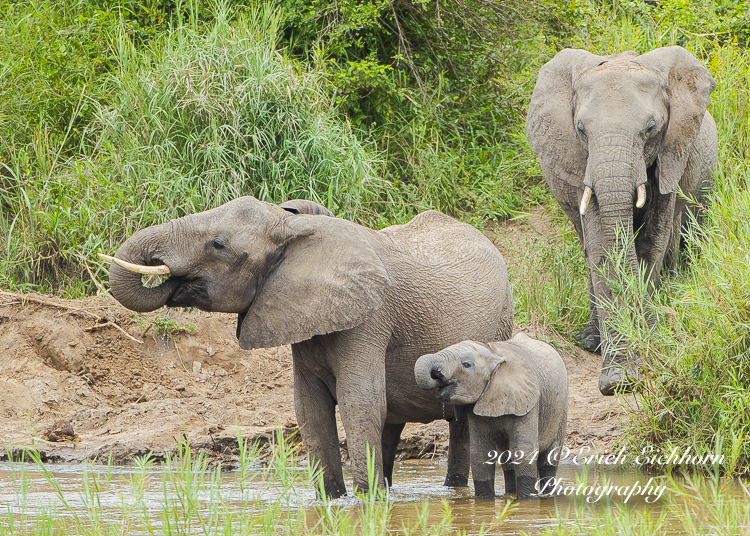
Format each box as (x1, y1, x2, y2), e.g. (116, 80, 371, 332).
(414, 353, 453, 390)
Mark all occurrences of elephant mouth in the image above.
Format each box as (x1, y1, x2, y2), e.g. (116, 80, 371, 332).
(165, 277, 213, 310)
(436, 382, 457, 402)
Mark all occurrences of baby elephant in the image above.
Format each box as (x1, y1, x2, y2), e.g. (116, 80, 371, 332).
(414, 333, 568, 499)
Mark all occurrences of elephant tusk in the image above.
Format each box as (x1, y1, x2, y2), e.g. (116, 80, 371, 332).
(579, 186, 593, 216)
(636, 184, 647, 208)
(98, 253, 170, 275)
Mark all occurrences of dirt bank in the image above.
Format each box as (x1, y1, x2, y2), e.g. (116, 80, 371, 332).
(0, 212, 631, 467)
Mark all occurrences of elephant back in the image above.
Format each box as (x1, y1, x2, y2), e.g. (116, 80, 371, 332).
(378, 210, 514, 347)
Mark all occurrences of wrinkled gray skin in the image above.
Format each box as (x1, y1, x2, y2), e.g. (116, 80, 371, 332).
(414, 333, 568, 499)
(526, 46, 717, 395)
(108, 196, 514, 497)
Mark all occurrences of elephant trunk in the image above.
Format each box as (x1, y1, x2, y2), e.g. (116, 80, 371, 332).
(585, 136, 644, 278)
(414, 353, 455, 390)
(109, 223, 181, 312)
(597, 183, 639, 272)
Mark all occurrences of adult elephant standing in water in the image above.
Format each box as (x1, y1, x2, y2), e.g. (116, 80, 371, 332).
(104, 196, 514, 497)
(526, 46, 717, 395)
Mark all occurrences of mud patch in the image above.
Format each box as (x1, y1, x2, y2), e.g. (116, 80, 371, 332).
(0, 265, 628, 466)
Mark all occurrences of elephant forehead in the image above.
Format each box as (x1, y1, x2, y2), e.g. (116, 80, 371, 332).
(205, 196, 274, 222)
(576, 63, 664, 95)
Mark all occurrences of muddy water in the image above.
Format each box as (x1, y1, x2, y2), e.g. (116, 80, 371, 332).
(0, 460, 741, 534)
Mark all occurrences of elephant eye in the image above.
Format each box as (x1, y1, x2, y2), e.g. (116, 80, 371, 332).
(210, 238, 225, 250)
(462, 362, 471, 369)
(576, 121, 585, 135)
(646, 119, 657, 133)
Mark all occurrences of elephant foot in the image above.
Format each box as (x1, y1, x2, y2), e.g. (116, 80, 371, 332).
(322, 480, 347, 499)
(599, 363, 643, 396)
(473, 480, 496, 498)
(573, 326, 601, 354)
(444, 474, 469, 487)
(515, 476, 538, 500)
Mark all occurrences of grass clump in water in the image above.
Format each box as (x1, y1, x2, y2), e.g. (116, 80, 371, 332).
(0, 432, 460, 535)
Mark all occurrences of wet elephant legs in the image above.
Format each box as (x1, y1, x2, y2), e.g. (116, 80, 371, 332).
(444, 418, 470, 487)
(293, 365, 346, 497)
(382, 423, 405, 487)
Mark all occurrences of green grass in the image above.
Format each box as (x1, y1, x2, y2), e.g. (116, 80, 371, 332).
(536, 471, 750, 536)
(1, 0, 750, 481)
(0, 1, 385, 296)
(3, 434, 750, 535)
(503, 207, 590, 338)
(0, 433, 464, 536)
(0, 0, 540, 297)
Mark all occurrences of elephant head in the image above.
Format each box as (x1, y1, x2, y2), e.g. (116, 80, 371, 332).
(414, 341, 540, 417)
(526, 46, 716, 274)
(107, 196, 390, 349)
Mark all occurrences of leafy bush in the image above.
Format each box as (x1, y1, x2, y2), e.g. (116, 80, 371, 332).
(0, 2, 382, 295)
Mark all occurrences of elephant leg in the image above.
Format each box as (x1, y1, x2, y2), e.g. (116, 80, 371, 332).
(537, 443, 561, 495)
(292, 358, 345, 498)
(469, 421, 496, 498)
(501, 464, 517, 495)
(509, 439, 540, 500)
(335, 337, 388, 495)
(541, 412, 568, 491)
(595, 294, 642, 395)
(339, 387, 386, 495)
(381, 422, 405, 487)
(635, 191, 676, 294)
(444, 418, 470, 487)
(665, 134, 716, 271)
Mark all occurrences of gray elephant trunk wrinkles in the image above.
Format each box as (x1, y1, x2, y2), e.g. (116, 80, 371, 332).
(584, 134, 644, 273)
(109, 222, 180, 313)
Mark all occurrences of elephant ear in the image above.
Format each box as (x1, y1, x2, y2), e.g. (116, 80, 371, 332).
(634, 46, 716, 195)
(473, 342, 540, 418)
(526, 49, 607, 189)
(237, 214, 391, 349)
(278, 199, 334, 217)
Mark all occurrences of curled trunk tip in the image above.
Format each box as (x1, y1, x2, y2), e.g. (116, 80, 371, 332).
(414, 354, 450, 390)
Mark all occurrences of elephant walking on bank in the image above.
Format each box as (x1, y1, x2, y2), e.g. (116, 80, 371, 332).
(526, 46, 718, 395)
(414, 333, 568, 499)
(104, 196, 514, 497)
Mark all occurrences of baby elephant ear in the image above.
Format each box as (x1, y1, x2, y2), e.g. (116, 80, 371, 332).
(473, 343, 540, 418)
(237, 212, 391, 350)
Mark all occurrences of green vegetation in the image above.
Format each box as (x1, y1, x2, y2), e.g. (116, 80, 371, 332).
(1, 0, 749, 479)
(539, 471, 750, 536)
(0, 433, 466, 535)
(2, 435, 750, 535)
(0, 2, 384, 296)
(134, 312, 196, 339)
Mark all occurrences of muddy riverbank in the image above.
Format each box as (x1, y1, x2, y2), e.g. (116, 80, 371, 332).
(0, 289, 629, 466)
